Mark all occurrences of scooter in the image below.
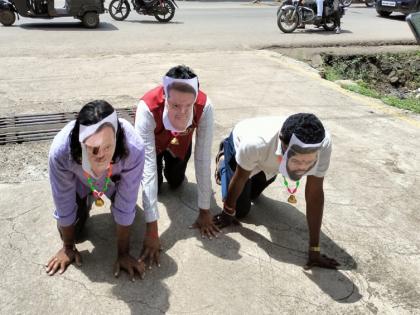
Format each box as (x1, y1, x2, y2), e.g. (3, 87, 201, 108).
(277, 0, 344, 33)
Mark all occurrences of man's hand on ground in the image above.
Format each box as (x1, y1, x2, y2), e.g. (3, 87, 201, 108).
(304, 251, 340, 270)
(45, 245, 82, 276)
(114, 253, 145, 282)
(190, 209, 221, 239)
(139, 236, 161, 269)
(213, 210, 241, 229)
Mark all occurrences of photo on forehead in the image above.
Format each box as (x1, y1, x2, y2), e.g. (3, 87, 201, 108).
(84, 123, 116, 143)
(287, 144, 319, 157)
(285, 144, 319, 180)
(168, 82, 197, 98)
(85, 123, 116, 151)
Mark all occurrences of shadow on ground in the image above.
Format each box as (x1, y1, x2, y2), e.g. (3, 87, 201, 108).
(19, 22, 118, 31)
(237, 193, 361, 303)
(125, 20, 184, 24)
(74, 180, 242, 314)
(73, 176, 360, 314)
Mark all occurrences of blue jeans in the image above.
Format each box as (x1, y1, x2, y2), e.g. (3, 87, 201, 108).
(219, 133, 276, 218)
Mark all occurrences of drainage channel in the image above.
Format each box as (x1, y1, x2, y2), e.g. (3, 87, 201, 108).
(0, 108, 135, 145)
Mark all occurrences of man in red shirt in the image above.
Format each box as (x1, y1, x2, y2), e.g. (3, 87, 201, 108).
(135, 65, 219, 268)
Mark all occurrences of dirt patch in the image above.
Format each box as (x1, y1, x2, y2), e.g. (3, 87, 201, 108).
(0, 141, 50, 183)
(321, 51, 420, 99)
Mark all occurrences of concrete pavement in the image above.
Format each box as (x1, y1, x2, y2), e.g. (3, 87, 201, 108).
(1, 49, 420, 314)
(1, 1, 420, 313)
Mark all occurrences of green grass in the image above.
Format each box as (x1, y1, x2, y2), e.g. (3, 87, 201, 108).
(324, 67, 342, 82)
(344, 81, 420, 113)
(323, 66, 420, 114)
(381, 95, 420, 113)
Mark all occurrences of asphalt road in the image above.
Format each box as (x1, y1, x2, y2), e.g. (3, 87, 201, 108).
(0, 1, 416, 58)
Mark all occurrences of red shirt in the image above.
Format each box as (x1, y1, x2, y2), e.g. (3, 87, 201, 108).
(140, 86, 207, 159)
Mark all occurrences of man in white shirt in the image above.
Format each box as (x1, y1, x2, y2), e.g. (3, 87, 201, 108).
(135, 65, 219, 268)
(213, 113, 340, 269)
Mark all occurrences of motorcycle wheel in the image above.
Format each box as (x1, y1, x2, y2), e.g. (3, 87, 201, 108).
(365, 0, 375, 7)
(153, 0, 175, 23)
(109, 0, 130, 21)
(340, 0, 352, 7)
(0, 9, 16, 26)
(277, 7, 299, 33)
(323, 19, 337, 31)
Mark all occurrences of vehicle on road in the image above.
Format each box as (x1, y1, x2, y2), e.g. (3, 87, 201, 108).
(375, 0, 420, 17)
(109, 0, 177, 22)
(0, 0, 105, 27)
(407, 11, 420, 42)
(340, 0, 375, 7)
(277, 0, 344, 33)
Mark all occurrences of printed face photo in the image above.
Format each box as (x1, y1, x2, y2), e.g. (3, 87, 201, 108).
(84, 125, 116, 175)
(286, 149, 318, 181)
(167, 89, 195, 131)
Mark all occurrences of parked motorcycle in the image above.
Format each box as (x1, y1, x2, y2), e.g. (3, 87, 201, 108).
(277, 0, 344, 33)
(109, 0, 177, 22)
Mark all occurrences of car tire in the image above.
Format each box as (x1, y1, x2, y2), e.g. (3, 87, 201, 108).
(377, 9, 392, 17)
(82, 12, 100, 28)
(0, 9, 16, 26)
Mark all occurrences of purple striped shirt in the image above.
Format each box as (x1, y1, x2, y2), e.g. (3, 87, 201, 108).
(48, 119, 145, 227)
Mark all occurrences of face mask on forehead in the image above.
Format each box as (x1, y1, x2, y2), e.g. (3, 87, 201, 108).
(79, 111, 118, 178)
(162, 76, 198, 132)
(278, 133, 323, 180)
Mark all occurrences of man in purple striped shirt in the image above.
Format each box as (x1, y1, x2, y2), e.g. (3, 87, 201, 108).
(45, 100, 146, 281)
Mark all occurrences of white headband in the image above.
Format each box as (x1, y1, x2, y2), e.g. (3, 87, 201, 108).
(79, 111, 118, 143)
(163, 76, 199, 101)
(276, 133, 323, 155)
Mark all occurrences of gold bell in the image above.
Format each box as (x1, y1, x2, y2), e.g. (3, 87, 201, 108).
(95, 198, 105, 207)
(287, 195, 297, 204)
(170, 137, 179, 145)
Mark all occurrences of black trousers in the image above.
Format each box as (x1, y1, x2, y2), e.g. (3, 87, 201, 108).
(58, 194, 93, 242)
(156, 144, 192, 191)
(235, 171, 277, 219)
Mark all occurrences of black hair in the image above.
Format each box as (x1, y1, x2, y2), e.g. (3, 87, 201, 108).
(166, 65, 197, 79)
(70, 100, 128, 164)
(165, 65, 199, 97)
(280, 113, 325, 145)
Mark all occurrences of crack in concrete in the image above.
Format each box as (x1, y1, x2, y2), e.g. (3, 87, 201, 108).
(10, 222, 29, 244)
(0, 206, 40, 222)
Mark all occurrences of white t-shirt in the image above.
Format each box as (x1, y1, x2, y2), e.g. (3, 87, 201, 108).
(232, 116, 332, 180)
